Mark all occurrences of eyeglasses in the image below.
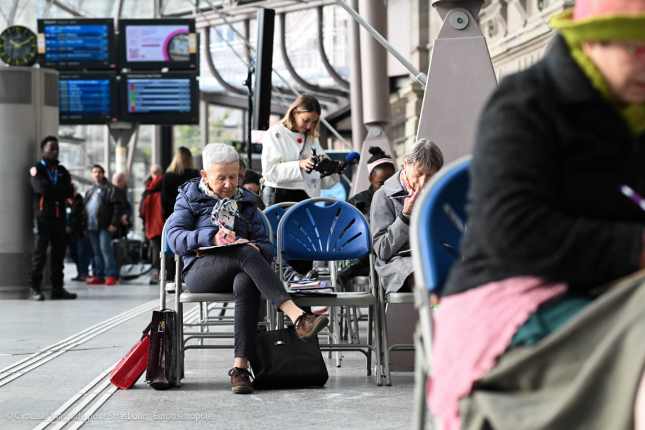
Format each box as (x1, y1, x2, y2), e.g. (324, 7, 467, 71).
(626, 45, 645, 60)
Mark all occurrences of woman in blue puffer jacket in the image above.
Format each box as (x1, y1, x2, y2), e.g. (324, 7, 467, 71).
(167, 143, 329, 395)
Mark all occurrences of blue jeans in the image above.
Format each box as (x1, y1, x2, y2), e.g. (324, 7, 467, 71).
(69, 232, 92, 276)
(89, 230, 117, 279)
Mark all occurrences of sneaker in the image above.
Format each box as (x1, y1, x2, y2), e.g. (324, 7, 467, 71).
(87, 278, 105, 285)
(228, 367, 254, 394)
(294, 312, 329, 341)
(293, 269, 320, 281)
(71, 275, 88, 282)
(51, 288, 77, 300)
(105, 277, 118, 285)
(29, 289, 45, 301)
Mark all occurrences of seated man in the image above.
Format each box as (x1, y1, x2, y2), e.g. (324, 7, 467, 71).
(371, 139, 444, 293)
(167, 143, 329, 395)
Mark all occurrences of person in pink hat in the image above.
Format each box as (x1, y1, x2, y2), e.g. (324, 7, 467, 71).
(426, 0, 645, 429)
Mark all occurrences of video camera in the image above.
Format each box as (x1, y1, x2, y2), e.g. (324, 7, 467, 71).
(305, 147, 361, 179)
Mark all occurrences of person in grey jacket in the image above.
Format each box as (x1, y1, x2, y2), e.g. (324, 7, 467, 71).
(370, 140, 444, 293)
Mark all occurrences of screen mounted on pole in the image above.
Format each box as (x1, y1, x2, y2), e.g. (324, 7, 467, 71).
(37, 19, 116, 70)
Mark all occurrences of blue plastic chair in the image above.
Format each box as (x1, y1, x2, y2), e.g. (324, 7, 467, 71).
(263, 202, 298, 254)
(276, 197, 385, 384)
(277, 199, 371, 264)
(410, 155, 472, 428)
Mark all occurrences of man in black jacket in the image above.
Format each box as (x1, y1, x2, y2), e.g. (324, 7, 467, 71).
(29, 136, 77, 301)
(84, 165, 124, 285)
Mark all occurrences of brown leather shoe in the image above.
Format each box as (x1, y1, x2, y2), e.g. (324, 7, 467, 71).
(294, 312, 329, 342)
(228, 367, 253, 394)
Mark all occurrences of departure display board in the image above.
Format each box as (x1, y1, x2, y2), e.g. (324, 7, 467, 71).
(58, 72, 118, 124)
(37, 19, 116, 70)
(127, 78, 191, 113)
(119, 72, 198, 124)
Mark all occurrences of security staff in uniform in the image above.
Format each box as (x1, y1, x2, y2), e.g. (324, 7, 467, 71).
(29, 136, 77, 301)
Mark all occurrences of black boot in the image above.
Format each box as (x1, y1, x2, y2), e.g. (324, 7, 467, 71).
(51, 288, 77, 300)
(336, 263, 363, 289)
(29, 288, 45, 301)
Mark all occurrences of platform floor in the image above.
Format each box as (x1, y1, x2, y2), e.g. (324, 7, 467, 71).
(0, 265, 435, 429)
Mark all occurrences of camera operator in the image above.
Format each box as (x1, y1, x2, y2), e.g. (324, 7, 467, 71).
(261, 94, 339, 207)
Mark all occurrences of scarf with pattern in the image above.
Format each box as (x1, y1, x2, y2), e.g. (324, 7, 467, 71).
(198, 177, 244, 229)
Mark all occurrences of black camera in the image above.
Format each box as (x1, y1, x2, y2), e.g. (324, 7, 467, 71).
(305, 147, 360, 179)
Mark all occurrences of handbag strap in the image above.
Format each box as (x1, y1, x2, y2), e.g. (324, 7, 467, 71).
(241, 212, 255, 241)
(141, 320, 153, 341)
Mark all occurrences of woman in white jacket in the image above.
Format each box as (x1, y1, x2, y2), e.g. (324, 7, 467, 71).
(261, 94, 339, 206)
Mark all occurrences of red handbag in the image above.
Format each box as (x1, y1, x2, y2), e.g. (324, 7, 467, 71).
(110, 322, 152, 390)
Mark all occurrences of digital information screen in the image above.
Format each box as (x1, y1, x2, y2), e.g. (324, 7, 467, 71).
(59, 74, 116, 124)
(43, 25, 110, 62)
(127, 78, 191, 113)
(125, 25, 191, 62)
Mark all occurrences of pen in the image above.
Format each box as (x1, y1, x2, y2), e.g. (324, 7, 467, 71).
(390, 194, 414, 199)
(620, 184, 645, 211)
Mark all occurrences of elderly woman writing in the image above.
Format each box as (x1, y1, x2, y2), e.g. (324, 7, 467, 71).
(429, 0, 645, 428)
(167, 143, 329, 395)
(371, 139, 444, 293)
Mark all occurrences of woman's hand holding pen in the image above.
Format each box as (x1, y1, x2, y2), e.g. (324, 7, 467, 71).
(403, 190, 419, 216)
(213, 228, 236, 246)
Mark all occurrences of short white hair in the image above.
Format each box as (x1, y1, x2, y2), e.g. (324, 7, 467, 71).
(202, 143, 239, 171)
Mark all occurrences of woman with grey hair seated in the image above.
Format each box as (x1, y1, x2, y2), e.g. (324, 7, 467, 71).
(167, 143, 329, 395)
(370, 139, 444, 293)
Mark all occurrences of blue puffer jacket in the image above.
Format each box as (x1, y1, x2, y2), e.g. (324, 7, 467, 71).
(167, 178, 273, 275)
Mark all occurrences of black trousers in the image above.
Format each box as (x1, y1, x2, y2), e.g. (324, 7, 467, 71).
(29, 217, 67, 291)
(184, 245, 292, 357)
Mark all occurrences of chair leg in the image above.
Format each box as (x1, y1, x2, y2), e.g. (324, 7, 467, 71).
(333, 306, 342, 367)
(175, 301, 183, 388)
(352, 306, 360, 344)
(366, 306, 373, 376)
(372, 303, 383, 386)
(198, 302, 204, 346)
(413, 327, 428, 430)
(380, 299, 392, 386)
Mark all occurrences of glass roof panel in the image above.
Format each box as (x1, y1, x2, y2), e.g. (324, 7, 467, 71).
(120, 0, 153, 19)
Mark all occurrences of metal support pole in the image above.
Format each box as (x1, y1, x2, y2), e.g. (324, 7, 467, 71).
(351, 0, 395, 196)
(103, 126, 111, 180)
(334, 0, 427, 88)
(125, 124, 139, 180)
(200, 100, 209, 148)
(242, 67, 254, 170)
(348, 0, 365, 152)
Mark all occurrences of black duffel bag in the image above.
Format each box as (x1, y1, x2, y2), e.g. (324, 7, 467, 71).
(248, 327, 328, 389)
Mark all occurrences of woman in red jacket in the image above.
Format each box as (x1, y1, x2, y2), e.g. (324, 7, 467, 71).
(140, 165, 165, 277)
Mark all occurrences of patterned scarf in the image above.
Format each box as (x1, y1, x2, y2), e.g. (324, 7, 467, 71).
(400, 170, 413, 194)
(198, 177, 244, 229)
